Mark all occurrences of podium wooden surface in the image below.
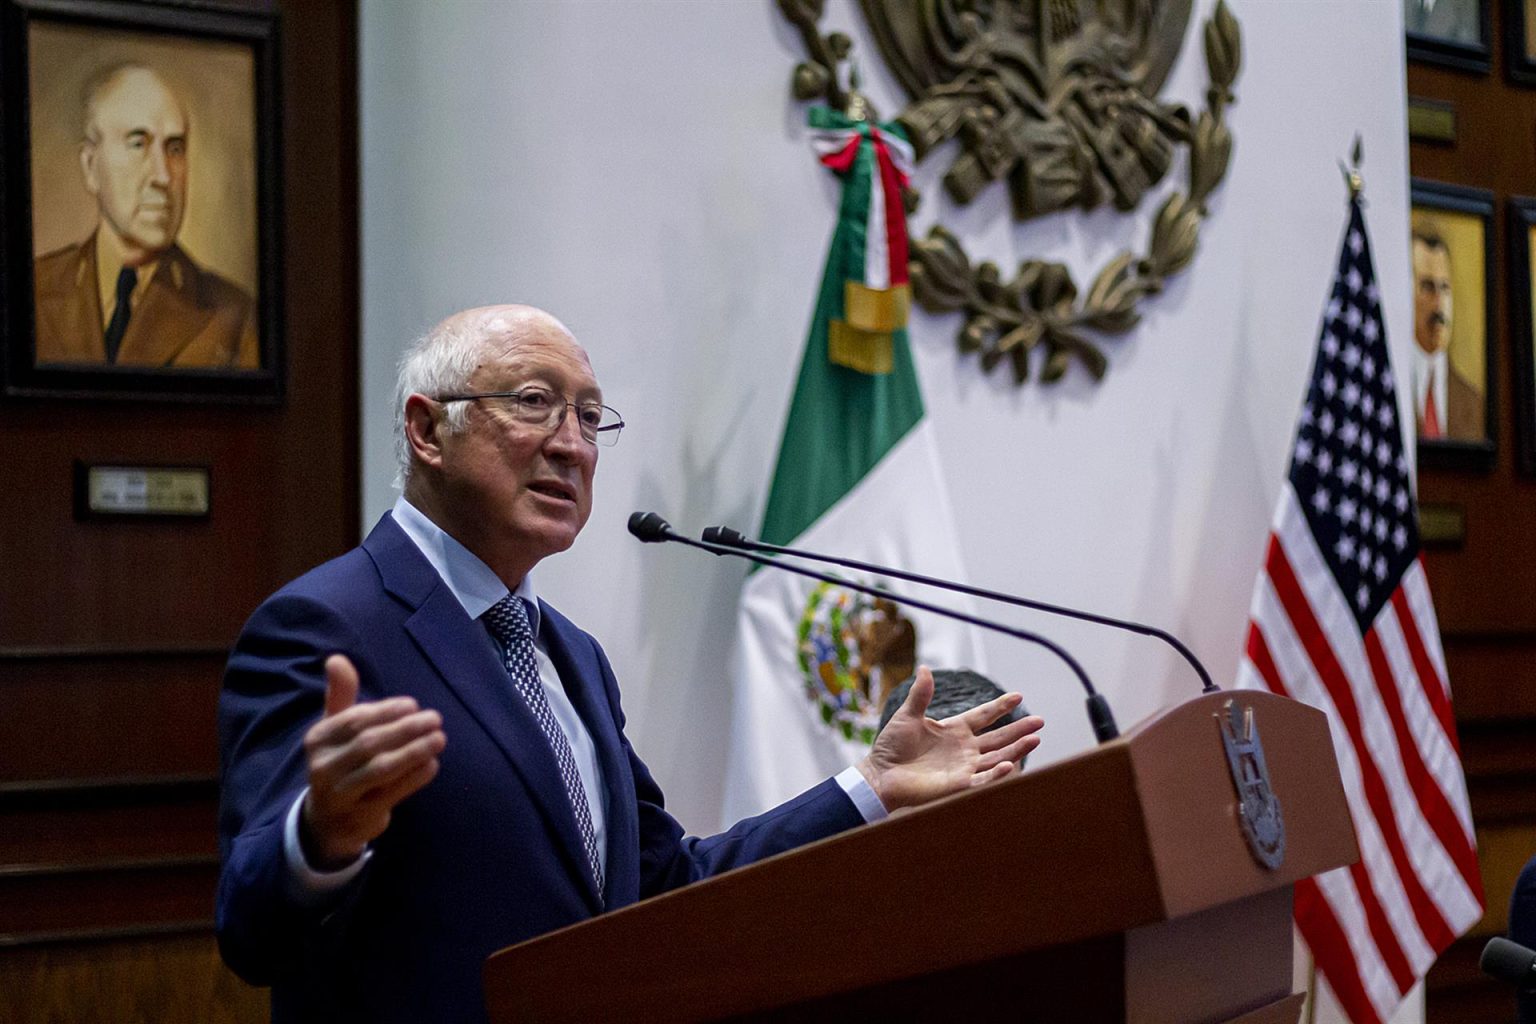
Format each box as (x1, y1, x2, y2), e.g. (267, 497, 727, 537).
(483, 690, 1358, 1023)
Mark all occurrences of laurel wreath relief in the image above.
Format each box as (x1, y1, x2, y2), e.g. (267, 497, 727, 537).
(780, 0, 1243, 385)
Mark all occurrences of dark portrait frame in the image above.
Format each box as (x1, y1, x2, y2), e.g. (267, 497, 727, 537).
(1410, 179, 1497, 471)
(1507, 197, 1536, 474)
(0, 0, 283, 403)
(1506, 0, 1536, 85)
(1406, 0, 1492, 74)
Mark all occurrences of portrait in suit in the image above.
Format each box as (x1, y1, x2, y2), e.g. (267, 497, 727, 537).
(1409, 209, 1488, 445)
(26, 21, 261, 371)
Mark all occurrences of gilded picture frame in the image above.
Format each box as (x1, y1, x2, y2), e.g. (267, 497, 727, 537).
(1409, 180, 1497, 471)
(1507, 197, 1536, 474)
(0, 0, 282, 402)
(1405, 0, 1492, 73)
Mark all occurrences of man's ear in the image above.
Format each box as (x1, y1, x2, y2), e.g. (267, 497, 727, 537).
(403, 394, 447, 470)
(80, 141, 100, 196)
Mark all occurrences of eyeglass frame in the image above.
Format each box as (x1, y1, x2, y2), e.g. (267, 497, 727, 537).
(434, 386, 625, 446)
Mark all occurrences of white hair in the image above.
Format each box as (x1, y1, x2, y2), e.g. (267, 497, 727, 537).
(392, 317, 496, 488)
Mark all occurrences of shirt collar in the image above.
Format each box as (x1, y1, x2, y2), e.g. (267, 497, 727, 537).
(391, 496, 541, 635)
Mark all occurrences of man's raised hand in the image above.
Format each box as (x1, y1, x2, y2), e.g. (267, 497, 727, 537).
(299, 654, 446, 870)
(857, 666, 1044, 812)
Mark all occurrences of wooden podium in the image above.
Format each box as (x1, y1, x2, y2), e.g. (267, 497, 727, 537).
(483, 690, 1358, 1023)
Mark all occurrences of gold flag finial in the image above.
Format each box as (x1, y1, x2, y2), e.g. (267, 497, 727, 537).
(1340, 134, 1364, 199)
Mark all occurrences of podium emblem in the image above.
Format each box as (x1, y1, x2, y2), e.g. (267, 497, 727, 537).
(1219, 699, 1285, 870)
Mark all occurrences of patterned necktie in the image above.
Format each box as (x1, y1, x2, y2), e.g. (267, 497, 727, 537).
(482, 595, 604, 898)
(104, 266, 137, 364)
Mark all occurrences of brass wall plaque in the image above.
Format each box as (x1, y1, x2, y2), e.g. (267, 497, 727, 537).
(76, 464, 211, 519)
(1418, 502, 1466, 546)
(1407, 97, 1457, 145)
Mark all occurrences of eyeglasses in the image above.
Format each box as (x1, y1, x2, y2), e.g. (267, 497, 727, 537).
(436, 386, 625, 447)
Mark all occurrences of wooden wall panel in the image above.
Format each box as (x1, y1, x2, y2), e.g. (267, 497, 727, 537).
(0, 934, 266, 1024)
(0, 1, 356, 1019)
(1406, 2, 1536, 1018)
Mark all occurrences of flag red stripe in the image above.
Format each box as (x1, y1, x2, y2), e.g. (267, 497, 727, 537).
(1244, 619, 1290, 699)
(1245, 576, 1416, 989)
(1390, 583, 1459, 754)
(1266, 538, 1457, 956)
(1362, 625, 1484, 902)
(818, 135, 861, 173)
(870, 132, 909, 286)
(1296, 875, 1383, 1024)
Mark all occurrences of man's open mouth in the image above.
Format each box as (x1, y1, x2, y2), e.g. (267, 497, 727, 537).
(529, 481, 576, 502)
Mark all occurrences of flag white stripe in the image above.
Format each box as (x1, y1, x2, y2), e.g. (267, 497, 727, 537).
(1373, 602, 1479, 850)
(1249, 574, 1436, 974)
(1400, 562, 1450, 693)
(1313, 863, 1402, 1020)
(864, 148, 889, 290)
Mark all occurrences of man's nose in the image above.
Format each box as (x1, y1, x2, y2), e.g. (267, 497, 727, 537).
(147, 144, 172, 186)
(544, 404, 591, 453)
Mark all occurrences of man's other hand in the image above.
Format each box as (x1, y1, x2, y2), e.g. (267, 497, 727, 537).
(857, 665, 1044, 812)
(299, 654, 447, 869)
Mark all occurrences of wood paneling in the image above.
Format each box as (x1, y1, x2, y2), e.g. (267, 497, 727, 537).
(0, 1, 357, 1018)
(1407, 2, 1536, 1018)
(0, 934, 266, 1024)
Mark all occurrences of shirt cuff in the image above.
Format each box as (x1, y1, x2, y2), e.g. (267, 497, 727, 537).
(834, 765, 888, 823)
(283, 787, 371, 903)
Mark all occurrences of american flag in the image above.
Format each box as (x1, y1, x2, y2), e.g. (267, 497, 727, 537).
(1237, 195, 1484, 1023)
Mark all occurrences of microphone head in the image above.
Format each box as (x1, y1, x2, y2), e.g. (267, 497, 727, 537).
(701, 526, 749, 548)
(627, 511, 674, 543)
(1480, 937, 1536, 985)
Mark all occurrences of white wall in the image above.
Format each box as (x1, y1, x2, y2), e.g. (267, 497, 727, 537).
(360, 3, 1418, 1019)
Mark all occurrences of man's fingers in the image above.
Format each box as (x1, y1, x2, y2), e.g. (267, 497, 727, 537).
(363, 753, 443, 811)
(953, 690, 1024, 731)
(324, 654, 361, 717)
(900, 666, 935, 719)
(977, 731, 1043, 771)
(310, 709, 443, 789)
(307, 696, 422, 751)
(971, 760, 1015, 786)
(322, 730, 445, 811)
(975, 714, 1045, 754)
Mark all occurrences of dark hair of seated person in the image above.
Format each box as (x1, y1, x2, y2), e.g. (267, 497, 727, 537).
(877, 668, 1029, 767)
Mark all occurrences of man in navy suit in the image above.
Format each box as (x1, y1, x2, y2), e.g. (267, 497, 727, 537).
(216, 305, 1043, 1022)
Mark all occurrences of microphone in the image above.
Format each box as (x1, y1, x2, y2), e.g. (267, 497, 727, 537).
(1481, 937, 1536, 990)
(630, 512, 1120, 743)
(701, 525, 1217, 695)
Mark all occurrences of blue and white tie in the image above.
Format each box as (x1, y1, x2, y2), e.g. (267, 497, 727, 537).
(482, 595, 603, 898)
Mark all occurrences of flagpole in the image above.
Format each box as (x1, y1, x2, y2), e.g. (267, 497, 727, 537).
(1304, 947, 1318, 1024)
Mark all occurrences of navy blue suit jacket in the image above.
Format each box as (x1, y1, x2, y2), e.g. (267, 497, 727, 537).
(216, 514, 862, 1023)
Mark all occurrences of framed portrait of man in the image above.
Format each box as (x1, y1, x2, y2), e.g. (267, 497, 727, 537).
(1508, 198, 1536, 474)
(1505, 0, 1536, 84)
(1405, 0, 1492, 72)
(0, 0, 281, 402)
(1409, 180, 1496, 470)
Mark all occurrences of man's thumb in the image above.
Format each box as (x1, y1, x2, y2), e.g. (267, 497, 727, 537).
(323, 654, 360, 717)
(901, 665, 934, 719)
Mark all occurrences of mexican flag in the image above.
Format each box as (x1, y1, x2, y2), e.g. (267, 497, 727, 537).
(719, 108, 986, 821)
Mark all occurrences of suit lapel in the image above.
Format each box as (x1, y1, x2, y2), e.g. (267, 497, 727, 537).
(363, 516, 604, 912)
(116, 248, 211, 366)
(537, 602, 638, 907)
(33, 240, 107, 364)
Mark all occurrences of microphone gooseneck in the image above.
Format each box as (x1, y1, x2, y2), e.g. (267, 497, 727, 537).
(701, 524, 1217, 695)
(634, 512, 1119, 743)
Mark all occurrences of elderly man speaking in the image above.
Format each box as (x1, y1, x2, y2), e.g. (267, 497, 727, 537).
(215, 305, 1043, 1023)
